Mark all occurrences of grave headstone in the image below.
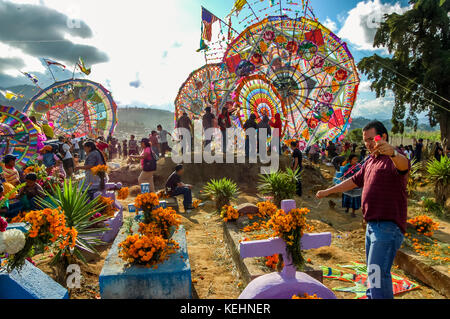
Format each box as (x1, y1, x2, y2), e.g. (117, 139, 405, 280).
(238, 200, 336, 299)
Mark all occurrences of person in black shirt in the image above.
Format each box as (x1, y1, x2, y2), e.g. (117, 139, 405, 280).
(360, 145, 367, 161)
(291, 141, 302, 197)
(243, 114, 258, 158)
(165, 164, 193, 212)
(414, 139, 424, 163)
(434, 142, 443, 162)
(202, 107, 215, 148)
(326, 141, 337, 159)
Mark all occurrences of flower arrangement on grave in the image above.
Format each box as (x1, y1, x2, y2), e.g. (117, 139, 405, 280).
(34, 180, 110, 284)
(117, 187, 129, 200)
(407, 215, 439, 237)
(256, 201, 278, 218)
(91, 165, 108, 190)
(264, 254, 284, 271)
(98, 196, 116, 217)
(134, 193, 160, 223)
(37, 175, 62, 194)
(156, 190, 170, 200)
(118, 192, 182, 268)
(221, 205, 239, 222)
(267, 208, 311, 270)
(192, 199, 202, 209)
(292, 293, 322, 299)
(1, 208, 78, 272)
(118, 233, 180, 268)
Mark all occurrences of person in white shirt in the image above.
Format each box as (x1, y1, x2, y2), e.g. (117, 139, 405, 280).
(59, 136, 74, 177)
(157, 124, 172, 158)
(71, 134, 80, 156)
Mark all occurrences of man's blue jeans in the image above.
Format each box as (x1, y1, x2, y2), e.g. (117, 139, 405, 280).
(365, 221, 404, 299)
(172, 187, 192, 209)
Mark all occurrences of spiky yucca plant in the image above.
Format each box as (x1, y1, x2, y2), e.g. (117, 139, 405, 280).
(37, 179, 110, 265)
(427, 156, 450, 206)
(202, 178, 240, 212)
(258, 168, 299, 207)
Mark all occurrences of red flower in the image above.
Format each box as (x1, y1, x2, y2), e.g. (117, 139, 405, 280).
(335, 69, 348, 81)
(0, 217, 7, 232)
(250, 53, 263, 65)
(286, 41, 298, 54)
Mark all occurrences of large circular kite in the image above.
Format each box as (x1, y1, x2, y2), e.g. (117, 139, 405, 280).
(178, 0, 359, 145)
(24, 79, 118, 138)
(175, 64, 231, 123)
(223, 16, 359, 143)
(0, 105, 38, 170)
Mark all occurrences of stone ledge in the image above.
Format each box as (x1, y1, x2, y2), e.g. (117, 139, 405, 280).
(223, 221, 323, 285)
(394, 249, 450, 298)
(99, 225, 191, 299)
(0, 261, 69, 299)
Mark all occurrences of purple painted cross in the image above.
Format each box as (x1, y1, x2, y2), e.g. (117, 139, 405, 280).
(240, 200, 331, 280)
(238, 200, 336, 299)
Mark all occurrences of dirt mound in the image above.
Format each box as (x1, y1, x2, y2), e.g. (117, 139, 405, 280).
(108, 155, 329, 194)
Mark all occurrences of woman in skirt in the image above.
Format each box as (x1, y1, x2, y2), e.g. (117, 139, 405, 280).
(336, 154, 362, 217)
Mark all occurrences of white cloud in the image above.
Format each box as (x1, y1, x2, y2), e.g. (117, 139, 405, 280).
(322, 18, 337, 32)
(0, 0, 205, 111)
(358, 80, 372, 93)
(338, 0, 410, 51)
(352, 96, 394, 119)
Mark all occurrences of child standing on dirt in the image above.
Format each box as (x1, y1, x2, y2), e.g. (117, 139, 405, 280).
(339, 154, 362, 217)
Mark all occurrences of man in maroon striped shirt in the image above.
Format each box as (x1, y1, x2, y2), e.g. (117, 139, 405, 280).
(316, 121, 410, 299)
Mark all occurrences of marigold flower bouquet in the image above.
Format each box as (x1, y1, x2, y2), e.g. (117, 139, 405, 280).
(118, 192, 182, 268)
(2, 208, 78, 272)
(91, 165, 109, 190)
(117, 187, 129, 200)
(221, 205, 240, 222)
(292, 293, 322, 299)
(407, 215, 439, 237)
(267, 208, 311, 270)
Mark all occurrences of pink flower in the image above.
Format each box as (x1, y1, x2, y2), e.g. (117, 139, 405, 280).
(0, 217, 7, 232)
(263, 30, 275, 42)
(319, 92, 333, 104)
(312, 56, 324, 68)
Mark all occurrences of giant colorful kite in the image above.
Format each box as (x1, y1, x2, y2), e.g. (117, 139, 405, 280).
(24, 79, 118, 138)
(175, 0, 359, 145)
(0, 105, 39, 170)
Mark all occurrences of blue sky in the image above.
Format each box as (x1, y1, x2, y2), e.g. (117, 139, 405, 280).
(0, 0, 423, 121)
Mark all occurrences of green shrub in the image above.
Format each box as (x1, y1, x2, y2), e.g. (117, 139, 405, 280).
(258, 168, 299, 207)
(202, 178, 240, 212)
(426, 156, 450, 205)
(407, 161, 422, 196)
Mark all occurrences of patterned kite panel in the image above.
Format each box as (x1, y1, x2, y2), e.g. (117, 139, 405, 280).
(0, 105, 38, 170)
(24, 79, 118, 138)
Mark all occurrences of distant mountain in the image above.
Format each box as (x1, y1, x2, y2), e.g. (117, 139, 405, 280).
(349, 117, 439, 132)
(117, 107, 174, 131)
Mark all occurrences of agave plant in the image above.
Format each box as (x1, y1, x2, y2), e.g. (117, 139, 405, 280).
(426, 156, 450, 206)
(202, 178, 240, 212)
(258, 168, 299, 207)
(36, 179, 110, 265)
